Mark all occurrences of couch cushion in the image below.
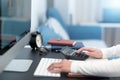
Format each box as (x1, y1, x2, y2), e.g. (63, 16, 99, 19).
(46, 7, 66, 28)
(46, 17, 70, 40)
(66, 25, 102, 40)
(37, 24, 62, 46)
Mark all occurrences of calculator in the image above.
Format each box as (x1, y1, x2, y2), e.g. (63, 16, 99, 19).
(60, 46, 89, 60)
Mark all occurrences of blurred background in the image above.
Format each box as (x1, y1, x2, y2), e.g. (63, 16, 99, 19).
(37, 0, 120, 47)
(2, 0, 120, 47)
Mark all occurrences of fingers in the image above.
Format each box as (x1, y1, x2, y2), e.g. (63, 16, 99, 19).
(47, 62, 62, 73)
(48, 67, 62, 73)
(47, 59, 71, 73)
(76, 47, 96, 53)
(76, 47, 103, 59)
(86, 52, 95, 56)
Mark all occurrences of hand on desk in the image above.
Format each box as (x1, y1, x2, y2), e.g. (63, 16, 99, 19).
(48, 46, 120, 77)
(76, 47, 103, 59)
(48, 47, 103, 74)
(47, 59, 72, 73)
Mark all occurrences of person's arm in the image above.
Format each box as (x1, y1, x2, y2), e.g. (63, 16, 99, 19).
(101, 45, 120, 58)
(76, 45, 120, 59)
(71, 45, 120, 77)
(48, 58, 120, 77)
(48, 45, 120, 77)
(71, 58, 120, 77)
(76, 47, 103, 59)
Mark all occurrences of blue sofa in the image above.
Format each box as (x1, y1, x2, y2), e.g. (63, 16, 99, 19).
(37, 7, 107, 48)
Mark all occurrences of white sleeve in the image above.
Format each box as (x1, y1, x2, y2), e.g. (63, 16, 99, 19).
(70, 59, 120, 77)
(101, 45, 120, 58)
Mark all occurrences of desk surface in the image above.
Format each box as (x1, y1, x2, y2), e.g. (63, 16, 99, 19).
(0, 48, 120, 80)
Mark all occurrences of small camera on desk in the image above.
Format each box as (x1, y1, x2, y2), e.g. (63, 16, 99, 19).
(60, 46, 89, 60)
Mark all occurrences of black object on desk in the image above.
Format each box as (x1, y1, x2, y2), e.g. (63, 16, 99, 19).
(60, 46, 89, 60)
(0, 48, 118, 80)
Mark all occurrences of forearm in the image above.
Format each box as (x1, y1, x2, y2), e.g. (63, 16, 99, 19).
(101, 45, 120, 58)
(71, 59, 120, 77)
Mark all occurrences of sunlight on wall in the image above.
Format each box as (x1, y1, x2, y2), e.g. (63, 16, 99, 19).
(31, 0, 47, 32)
(110, 0, 120, 8)
(103, 0, 120, 8)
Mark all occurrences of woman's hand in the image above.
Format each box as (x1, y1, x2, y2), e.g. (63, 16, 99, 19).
(47, 59, 72, 73)
(76, 47, 103, 59)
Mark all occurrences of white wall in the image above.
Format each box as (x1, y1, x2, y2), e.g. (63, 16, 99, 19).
(54, 0, 77, 25)
(76, 0, 102, 24)
(68, 0, 76, 24)
(31, 0, 47, 32)
(54, 0, 69, 24)
(53, 0, 102, 24)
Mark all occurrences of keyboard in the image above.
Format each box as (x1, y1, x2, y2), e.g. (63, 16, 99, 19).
(34, 58, 62, 77)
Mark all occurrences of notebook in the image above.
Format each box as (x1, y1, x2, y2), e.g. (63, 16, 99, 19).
(48, 39, 76, 46)
(51, 41, 84, 51)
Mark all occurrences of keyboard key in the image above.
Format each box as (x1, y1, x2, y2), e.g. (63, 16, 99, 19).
(34, 58, 62, 77)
